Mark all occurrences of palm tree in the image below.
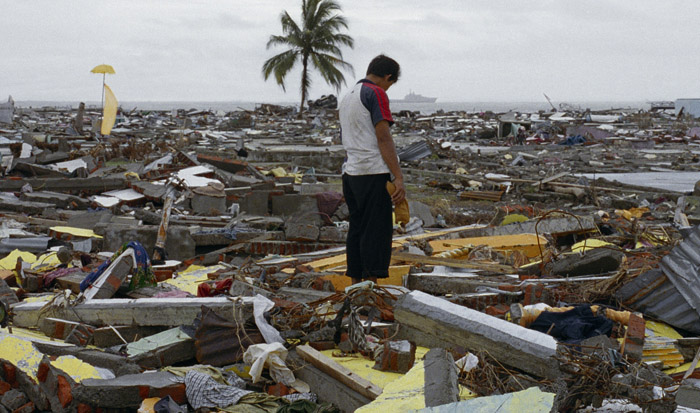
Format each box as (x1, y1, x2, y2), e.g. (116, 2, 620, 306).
(262, 0, 354, 115)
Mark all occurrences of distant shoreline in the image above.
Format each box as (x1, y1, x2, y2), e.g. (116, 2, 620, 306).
(14, 100, 650, 114)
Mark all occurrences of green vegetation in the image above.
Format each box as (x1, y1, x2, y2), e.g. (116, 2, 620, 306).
(262, 0, 354, 116)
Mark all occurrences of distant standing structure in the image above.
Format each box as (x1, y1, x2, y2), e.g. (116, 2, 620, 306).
(675, 99, 700, 118)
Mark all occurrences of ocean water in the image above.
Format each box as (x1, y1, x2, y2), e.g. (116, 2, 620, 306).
(16, 100, 649, 114)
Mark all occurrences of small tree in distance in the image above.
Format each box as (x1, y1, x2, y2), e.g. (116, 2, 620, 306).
(262, 0, 354, 116)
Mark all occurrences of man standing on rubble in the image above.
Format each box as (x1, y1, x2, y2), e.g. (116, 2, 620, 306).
(339, 54, 405, 285)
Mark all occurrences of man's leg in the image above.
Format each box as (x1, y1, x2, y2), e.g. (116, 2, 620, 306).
(358, 174, 393, 279)
(342, 174, 364, 284)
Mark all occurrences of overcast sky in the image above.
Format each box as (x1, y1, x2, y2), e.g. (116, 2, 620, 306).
(2, 0, 699, 104)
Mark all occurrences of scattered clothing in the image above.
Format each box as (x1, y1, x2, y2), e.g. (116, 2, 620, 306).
(529, 305, 613, 344)
(80, 241, 156, 291)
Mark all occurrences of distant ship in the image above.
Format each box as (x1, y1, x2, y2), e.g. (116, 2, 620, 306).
(393, 91, 437, 103)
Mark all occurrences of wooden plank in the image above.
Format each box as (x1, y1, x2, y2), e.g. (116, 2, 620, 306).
(391, 251, 513, 273)
(295, 344, 383, 400)
(532, 171, 569, 187)
(430, 233, 547, 258)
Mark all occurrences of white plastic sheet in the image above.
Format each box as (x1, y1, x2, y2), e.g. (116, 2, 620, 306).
(252, 294, 284, 344)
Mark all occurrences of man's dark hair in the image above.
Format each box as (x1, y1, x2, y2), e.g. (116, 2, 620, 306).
(366, 55, 400, 82)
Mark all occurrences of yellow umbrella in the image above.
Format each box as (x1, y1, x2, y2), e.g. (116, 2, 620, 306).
(90, 64, 116, 134)
(90, 64, 115, 75)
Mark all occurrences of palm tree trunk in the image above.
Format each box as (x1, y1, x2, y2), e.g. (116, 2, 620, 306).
(299, 54, 309, 118)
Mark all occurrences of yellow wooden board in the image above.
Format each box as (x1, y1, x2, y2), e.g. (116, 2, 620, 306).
(49, 226, 103, 239)
(429, 233, 547, 258)
(308, 254, 347, 272)
(322, 265, 410, 292)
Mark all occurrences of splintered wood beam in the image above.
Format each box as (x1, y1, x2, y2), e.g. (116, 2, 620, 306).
(295, 344, 382, 400)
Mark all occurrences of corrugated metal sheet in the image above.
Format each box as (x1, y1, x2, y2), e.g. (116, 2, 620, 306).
(617, 226, 700, 334)
(398, 140, 432, 162)
(660, 227, 700, 314)
(616, 269, 699, 334)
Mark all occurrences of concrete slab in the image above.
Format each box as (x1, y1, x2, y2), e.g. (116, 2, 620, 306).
(288, 352, 371, 413)
(72, 371, 186, 409)
(11, 297, 254, 329)
(97, 223, 195, 261)
(394, 291, 560, 379)
(424, 348, 459, 407)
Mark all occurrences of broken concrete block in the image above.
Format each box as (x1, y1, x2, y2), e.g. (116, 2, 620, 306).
(66, 210, 114, 229)
(20, 191, 90, 209)
(285, 222, 320, 242)
(97, 224, 195, 261)
(12, 297, 253, 329)
(191, 193, 226, 215)
(229, 280, 273, 298)
(374, 340, 416, 374)
(408, 200, 435, 227)
(126, 327, 195, 369)
(82, 248, 134, 300)
(73, 371, 186, 409)
(677, 378, 700, 409)
(0, 360, 50, 411)
(0, 389, 27, 411)
(239, 191, 271, 216)
(424, 348, 460, 408)
(92, 326, 165, 348)
(458, 215, 597, 238)
(394, 291, 560, 379)
(33, 342, 138, 376)
(551, 248, 624, 277)
(319, 226, 347, 243)
(272, 194, 321, 224)
(36, 356, 78, 413)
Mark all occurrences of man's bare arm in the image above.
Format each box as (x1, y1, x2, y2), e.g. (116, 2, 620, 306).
(375, 120, 405, 204)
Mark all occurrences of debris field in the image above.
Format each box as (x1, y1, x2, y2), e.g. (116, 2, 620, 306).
(1, 96, 700, 412)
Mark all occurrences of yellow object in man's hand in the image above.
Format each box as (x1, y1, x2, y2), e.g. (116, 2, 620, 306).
(386, 181, 410, 225)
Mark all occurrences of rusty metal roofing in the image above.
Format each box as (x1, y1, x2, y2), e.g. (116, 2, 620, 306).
(616, 269, 699, 334)
(616, 226, 700, 334)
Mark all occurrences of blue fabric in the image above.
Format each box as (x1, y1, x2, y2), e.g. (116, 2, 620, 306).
(80, 241, 152, 291)
(559, 135, 586, 146)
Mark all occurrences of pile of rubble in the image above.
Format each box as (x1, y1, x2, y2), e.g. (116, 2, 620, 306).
(1, 96, 700, 412)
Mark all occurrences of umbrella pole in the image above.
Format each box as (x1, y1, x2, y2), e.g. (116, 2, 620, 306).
(101, 73, 105, 118)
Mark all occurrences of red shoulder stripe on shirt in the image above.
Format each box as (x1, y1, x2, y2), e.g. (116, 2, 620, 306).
(364, 83, 393, 123)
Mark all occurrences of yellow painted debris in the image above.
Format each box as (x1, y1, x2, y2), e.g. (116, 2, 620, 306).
(307, 254, 347, 272)
(323, 347, 429, 389)
(353, 354, 474, 413)
(571, 239, 613, 252)
(49, 226, 103, 239)
(500, 214, 529, 226)
(430, 233, 547, 258)
(137, 398, 159, 413)
(0, 333, 108, 382)
(322, 265, 410, 292)
(643, 320, 684, 369)
(269, 167, 287, 177)
(614, 207, 650, 221)
(30, 251, 74, 271)
(666, 362, 690, 375)
(0, 249, 36, 270)
(163, 264, 224, 296)
(647, 320, 683, 340)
